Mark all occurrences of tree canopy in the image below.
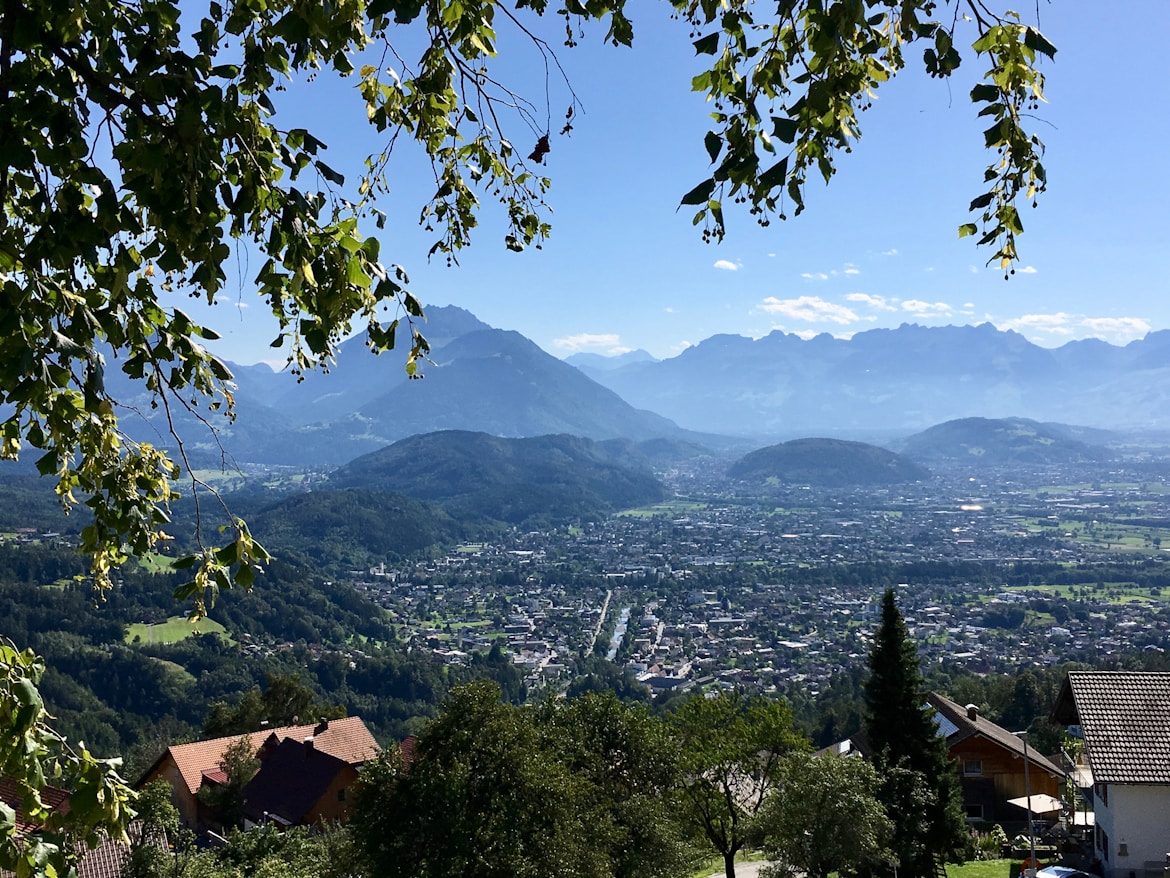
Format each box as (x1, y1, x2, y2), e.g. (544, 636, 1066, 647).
(0, 0, 1057, 608)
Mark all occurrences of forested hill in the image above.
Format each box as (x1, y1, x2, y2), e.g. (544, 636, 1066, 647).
(728, 438, 930, 487)
(329, 431, 668, 525)
(237, 488, 482, 572)
(898, 417, 1111, 466)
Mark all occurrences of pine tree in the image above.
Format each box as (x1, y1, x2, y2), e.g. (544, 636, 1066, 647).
(864, 589, 967, 878)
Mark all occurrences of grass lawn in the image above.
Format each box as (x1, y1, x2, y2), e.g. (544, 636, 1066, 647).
(947, 859, 1048, 878)
(126, 615, 230, 645)
(617, 500, 708, 519)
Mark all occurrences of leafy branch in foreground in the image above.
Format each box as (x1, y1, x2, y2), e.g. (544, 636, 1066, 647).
(677, 0, 1054, 275)
(1, 0, 1055, 615)
(1, 638, 135, 878)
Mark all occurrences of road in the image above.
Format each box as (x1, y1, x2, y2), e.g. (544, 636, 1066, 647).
(702, 861, 771, 878)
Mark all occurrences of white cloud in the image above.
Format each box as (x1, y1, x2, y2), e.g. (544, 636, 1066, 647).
(1081, 316, 1151, 341)
(999, 313, 1073, 334)
(963, 302, 975, 309)
(553, 332, 629, 354)
(757, 296, 860, 325)
(901, 299, 952, 316)
(881, 248, 899, 256)
(995, 313, 1151, 346)
(1018, 265, 1038, 274)
(800, 271, 829, 281)
(843, 266, 860, 276)
(664, 306, 676, 314)
(792, 329, 820, 340)
(846, 293, 896, 312)
(215, 295, 249, 309)
(713, 259, 741, 271)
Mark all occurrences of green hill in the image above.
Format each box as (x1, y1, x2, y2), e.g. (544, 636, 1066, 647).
(243, 489, 473, 569)
(728, 438, 930, 487)
(899, 417, 1109, 466)
(329, 431, 667, 526)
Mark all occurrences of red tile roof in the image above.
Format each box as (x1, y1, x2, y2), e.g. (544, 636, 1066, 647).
(0, 776, 71, 833)
(146, 716, 378, 795)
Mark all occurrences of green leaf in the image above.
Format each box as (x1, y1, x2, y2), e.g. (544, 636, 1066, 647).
(757, 156, 789, 191)
(317, 162, 345, 186)
(958, 223, 978, 238)
(693, 32, 719, 55)
(771, 117, 799, 144)
(1023, 27, 1057, 59)
(680, 178, 716, 206)
(704, 131, 722, 164)
(969, 83, 999, 103)
(969, 192, 994, 210)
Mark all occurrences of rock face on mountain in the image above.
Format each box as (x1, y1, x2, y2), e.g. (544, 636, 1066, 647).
(329, 431, 666, 525)
(897, 417, 1110, 466)
(728, 438, 930, 487)
(581, 323, 1170, 436)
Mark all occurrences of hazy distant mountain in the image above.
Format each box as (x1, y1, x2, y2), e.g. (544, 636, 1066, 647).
(329, 431, 667, 525)
(351, 329, 683, 443)
(101, 312, 1170, 467)
(898, 417, 1110, 466)
(728, 438, 930, 487)
(582, 323, 1170, 436)
(104, 306, 706, 467)
(566, 349, 658, 378)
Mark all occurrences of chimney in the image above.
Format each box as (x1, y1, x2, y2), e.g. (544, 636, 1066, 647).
(315, 718, 329, 734)
(966, 704, 978, 721)
(304, 735, 315, 750)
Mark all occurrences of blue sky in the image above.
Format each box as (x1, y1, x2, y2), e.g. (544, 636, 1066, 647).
(190, 3, 1170, 365)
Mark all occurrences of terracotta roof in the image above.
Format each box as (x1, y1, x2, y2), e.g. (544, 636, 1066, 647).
(143, 716, 378, 794)
(1055, 670, 1170, 785)
(0, 776, 71, 833)
(928, 692, 1064, 778)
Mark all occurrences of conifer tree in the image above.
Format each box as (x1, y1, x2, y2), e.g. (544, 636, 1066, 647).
(864, 589, 966, 878)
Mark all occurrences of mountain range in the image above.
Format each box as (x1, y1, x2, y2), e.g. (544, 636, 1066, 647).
(104, 308, 1170, 469)
(580, 322, 1170, 437)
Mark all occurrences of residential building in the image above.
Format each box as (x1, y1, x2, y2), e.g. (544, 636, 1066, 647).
(1052, 670, 1170, 878)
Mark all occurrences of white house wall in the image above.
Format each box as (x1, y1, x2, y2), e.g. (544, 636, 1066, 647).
(1102, 784, 1170, 878)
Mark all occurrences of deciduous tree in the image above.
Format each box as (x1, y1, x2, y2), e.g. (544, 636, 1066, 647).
(758, 752, 893, 878)
(669, 690, 805, 878)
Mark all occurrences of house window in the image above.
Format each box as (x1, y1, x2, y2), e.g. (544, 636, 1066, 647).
(337, 788, 347, 802)
(963, 759, 983, 776)
(1100, 829, 1110, 862)
(964, 803, 984, 820)
(1095, 782, 1108, 806)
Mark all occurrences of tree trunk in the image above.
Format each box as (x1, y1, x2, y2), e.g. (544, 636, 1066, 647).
(724, 850, 737, 878)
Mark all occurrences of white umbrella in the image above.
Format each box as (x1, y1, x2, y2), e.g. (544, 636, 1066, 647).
(1007, 793, 1063, 814)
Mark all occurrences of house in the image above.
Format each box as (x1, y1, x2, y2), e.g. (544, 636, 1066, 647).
(136, 716, 379, 828)
(238, 736, 358, 827)
(928, 692, 1065, 827)
(1051, 670, 1170, 878)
